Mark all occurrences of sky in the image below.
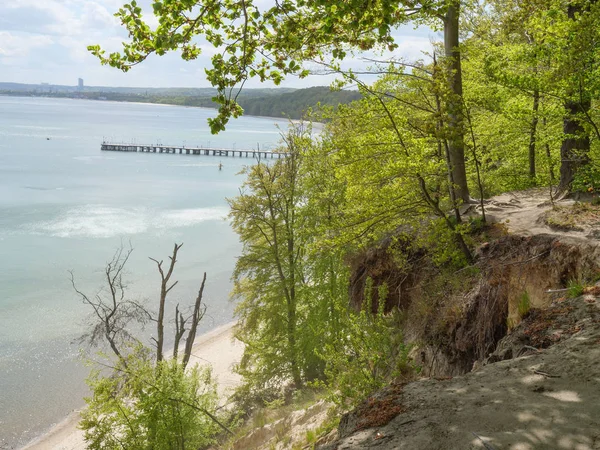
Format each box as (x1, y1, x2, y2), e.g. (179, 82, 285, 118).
(0, 0, 437, 89)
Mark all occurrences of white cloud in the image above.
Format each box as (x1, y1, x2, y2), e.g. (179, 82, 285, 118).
(0, 31, 53, 57)
(0, 1, 435, 89)
(392, 36, 435, 61)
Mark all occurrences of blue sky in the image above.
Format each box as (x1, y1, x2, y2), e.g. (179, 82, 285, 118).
(0, 0, 437, 89)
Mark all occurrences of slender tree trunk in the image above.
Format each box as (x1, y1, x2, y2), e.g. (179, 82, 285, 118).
(172, 305, 185, 360)
(418, 175, 473, 264)
(559, 96, 591, 192)
(529, 88, 540, 179)
(182, 272, 207, 369)
(287, 292, 302, 387)
(543, 117, 556, 184)
(151, 243, 181, 364)
(444, 1, 470, 204)
(287, 221, 302, 387)
(432, 57, 462, 223)
(559, 4, 592, 193)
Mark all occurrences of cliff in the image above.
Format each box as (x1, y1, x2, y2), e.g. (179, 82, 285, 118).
(318, 190, 600, 449)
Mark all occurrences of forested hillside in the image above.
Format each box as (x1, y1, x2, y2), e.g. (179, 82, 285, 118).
(238, 87, 361, 119)
(80, 0, 600, 448)
(0, 84, 358, 120)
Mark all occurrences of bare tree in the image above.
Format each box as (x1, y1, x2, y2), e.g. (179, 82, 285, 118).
(70, 244, 150, 364)
(182, 272, 207, 369)
(72, 242, 208, 367)
(149, 243, 182, 364)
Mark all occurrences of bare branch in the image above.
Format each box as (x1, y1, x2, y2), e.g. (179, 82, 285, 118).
(182, 272, 207, 369)
(153, 243, 183, 364)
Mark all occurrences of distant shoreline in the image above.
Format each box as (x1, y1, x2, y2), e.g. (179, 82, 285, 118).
(0, 87, 350, 123)
(0, 93, 301, 122)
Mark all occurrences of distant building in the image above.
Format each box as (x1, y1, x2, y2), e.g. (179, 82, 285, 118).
(78, 78, 84, 90)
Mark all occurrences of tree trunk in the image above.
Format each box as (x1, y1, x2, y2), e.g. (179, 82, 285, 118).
(182, 272, 207, 369)
(172, 305, 185, 360)
(152, 243, 181, 364)
(543, 117, 556, 183)
(529, 88, 540, 179)
(287, 294, 302, 388)
(559, 3, 592, 193)
(444, 1, 470, 204)
(559, 98, 591, 192)
(287, 228, 302, 388)
(433, 57, 462, 223)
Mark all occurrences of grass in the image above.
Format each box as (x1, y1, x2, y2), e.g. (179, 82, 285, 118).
(518, 291, 531, 318)
(542, 202, 600, 231)
(567, 279, 585, 298)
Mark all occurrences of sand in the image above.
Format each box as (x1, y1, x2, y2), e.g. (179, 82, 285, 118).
(20, 322, 244, 450)
(320, 292, 600, 449)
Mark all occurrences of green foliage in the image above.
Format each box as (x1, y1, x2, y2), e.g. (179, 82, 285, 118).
(78, 0, 600, 441)
(418, 218, 471, 269)
(567, 279, 585, 298)
(518, 291, 531, 318)
(89, 0, 410, 132)
(319, 279, 412, 407)
(81, 353, 221, 450)
(229, 125, 347, 401)
(572, 163, 600, 194)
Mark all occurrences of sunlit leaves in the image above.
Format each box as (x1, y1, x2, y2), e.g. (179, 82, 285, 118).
(88, 0, 446, 133)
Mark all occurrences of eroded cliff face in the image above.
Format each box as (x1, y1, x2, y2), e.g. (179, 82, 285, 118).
(320, 193, 600, 450)
(319, 293, 600, 450)
(417, 233, 600, 377)
(348, 193, 600, 378)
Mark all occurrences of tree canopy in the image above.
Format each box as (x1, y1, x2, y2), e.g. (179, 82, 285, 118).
(87, 0, 600, 430)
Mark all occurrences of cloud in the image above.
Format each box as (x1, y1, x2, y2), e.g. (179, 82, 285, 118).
(392, 35, 435, 61)
(0, 1, 435, 89)
(0, 31, 53, 57)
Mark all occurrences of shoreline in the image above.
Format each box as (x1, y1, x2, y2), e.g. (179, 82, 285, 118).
(20, 322, 243, 450)
(0, 94, 325, 126)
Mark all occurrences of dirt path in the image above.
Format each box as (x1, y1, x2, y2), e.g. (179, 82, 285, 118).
(479, 189, 600, 242)
(320, 294, 600, 450)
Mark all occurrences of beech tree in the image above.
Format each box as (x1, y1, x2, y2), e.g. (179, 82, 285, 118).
(467, 0, 600, 193)
(71, 244, 227, 448)
(315, 70, 474, 263)
(89, 0, 472, 202)
(229, 130, 307, 389)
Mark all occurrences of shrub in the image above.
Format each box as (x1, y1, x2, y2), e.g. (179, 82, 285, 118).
(319, 279, 413, 407)
(518, 291, 531, 318)
(81, 352, 221, 450)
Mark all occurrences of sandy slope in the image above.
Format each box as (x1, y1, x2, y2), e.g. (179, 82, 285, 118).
(320, 294, 600, 450)
(20, 322, 243, 450)
(318, 192, 600, 450)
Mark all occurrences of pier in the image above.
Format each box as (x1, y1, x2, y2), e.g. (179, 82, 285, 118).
(101, 142, 285, 159)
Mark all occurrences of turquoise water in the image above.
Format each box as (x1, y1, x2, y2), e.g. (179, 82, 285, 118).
(0, 96, 289, 448)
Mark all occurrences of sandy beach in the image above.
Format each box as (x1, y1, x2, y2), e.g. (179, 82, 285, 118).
(20, 322, 244, 450)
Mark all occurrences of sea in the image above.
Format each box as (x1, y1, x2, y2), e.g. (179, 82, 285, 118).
(0, 96, 291, 448)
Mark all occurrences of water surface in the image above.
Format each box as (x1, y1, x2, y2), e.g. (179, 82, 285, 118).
(0, 96, 289, 448)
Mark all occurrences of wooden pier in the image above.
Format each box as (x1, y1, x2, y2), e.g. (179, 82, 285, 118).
(101, 142, 285, 159)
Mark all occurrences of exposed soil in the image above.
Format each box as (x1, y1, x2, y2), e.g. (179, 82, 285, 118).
(480, 189, 600, 240)
(319, 191, 600, 449)
(318, 294, 600, 450)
